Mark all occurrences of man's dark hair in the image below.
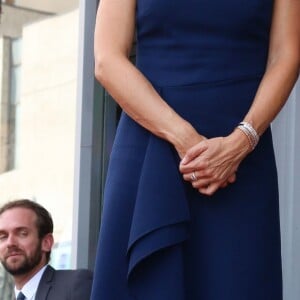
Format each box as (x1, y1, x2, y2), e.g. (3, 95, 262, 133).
(0, 199, 54, 262)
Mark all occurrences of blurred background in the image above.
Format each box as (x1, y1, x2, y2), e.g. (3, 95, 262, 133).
(0, 0, 79, 270)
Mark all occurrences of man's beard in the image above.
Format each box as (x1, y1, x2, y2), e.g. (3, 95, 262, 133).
(1, 241, 43, 276)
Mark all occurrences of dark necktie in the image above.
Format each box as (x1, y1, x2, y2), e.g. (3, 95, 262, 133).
(16, 292, 26, 300)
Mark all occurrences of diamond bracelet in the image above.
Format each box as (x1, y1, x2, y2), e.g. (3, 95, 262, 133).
(237, 121, 259, 150)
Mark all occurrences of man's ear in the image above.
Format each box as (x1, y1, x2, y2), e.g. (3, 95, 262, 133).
(41, 233, 54, 253)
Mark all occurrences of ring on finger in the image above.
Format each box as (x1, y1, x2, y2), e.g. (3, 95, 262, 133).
(191, 171, 197, 181)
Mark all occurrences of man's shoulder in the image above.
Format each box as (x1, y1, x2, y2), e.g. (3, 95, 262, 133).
(41, 265, 93, 285)
(54, 268, 93, 279)
(44, 266, 93, 282)
(38, 266, 93, 299)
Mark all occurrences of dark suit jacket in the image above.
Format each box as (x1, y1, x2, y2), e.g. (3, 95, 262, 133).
(35, 265, 93, 300)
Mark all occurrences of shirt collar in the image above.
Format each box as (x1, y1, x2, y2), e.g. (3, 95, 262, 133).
(15, 265, 48, 300)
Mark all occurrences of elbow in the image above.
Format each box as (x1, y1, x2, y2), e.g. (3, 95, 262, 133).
(94, 55, 107, 85)
(268, 43, 300, 74)
(94, 52, 129, 88)
(290, 46, 300, 75)
(94, 52, 122, 87)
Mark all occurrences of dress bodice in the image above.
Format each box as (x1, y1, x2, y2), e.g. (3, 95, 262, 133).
(136, 0, 274, 86)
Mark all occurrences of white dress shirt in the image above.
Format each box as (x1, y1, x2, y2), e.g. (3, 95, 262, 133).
(14, 265, 48, 300)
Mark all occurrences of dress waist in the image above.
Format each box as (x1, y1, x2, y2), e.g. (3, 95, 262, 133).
(136, 48, 267, 87)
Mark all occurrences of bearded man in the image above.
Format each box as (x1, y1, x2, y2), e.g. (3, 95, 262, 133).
(0, 199, 92, 300)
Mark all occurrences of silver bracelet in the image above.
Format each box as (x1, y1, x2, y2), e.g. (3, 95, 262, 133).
(237, 121, 259, 150)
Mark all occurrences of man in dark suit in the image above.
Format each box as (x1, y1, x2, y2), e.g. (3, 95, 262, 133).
(0, 199, 93, 300)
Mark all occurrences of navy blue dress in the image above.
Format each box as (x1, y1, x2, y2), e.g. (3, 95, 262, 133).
(91, 1, 282, 299)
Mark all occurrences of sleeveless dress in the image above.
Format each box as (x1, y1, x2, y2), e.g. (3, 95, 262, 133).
(91, 1, 282, 299)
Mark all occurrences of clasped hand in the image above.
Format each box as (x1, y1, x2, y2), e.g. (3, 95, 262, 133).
(179, 131, 250, 196)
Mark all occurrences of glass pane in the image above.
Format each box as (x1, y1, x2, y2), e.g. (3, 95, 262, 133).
(10, 65, 21, 104)
(14, 103, 21, 168)
(11, 38, 22, 65)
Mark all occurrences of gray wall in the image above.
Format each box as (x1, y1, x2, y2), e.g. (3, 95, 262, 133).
(273, 78, 300, 300)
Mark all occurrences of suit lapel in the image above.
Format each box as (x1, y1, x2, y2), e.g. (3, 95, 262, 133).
(35, 265, 55, 300)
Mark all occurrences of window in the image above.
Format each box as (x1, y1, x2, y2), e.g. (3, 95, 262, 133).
(7, 37, 21, 170)
(0, 37, 21, 173)
(0, 2, 79, 269)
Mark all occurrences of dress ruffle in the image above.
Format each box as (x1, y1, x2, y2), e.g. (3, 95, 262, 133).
(126, 135, 190, 298)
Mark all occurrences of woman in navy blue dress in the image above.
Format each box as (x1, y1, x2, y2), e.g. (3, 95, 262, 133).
(91, 0, 299, 299)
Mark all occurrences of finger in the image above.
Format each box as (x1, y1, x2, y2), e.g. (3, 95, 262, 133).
(219, 173, 236, 188)
(180, 156, 209, 173)
(191, 178, 212, 189)
(180, 141, 208, 165)
(182, 169, 212, 181)
(220, 181, 228, 188)
(228, 173, 236, 183)
(198, 182, 219, 196)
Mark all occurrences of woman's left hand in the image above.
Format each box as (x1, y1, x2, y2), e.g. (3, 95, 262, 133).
(179, 129, 251, 196)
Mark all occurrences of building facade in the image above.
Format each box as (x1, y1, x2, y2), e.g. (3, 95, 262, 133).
(0, 1, 79, 268)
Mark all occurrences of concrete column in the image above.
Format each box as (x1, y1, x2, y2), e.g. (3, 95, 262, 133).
(0, 38, 10, 173)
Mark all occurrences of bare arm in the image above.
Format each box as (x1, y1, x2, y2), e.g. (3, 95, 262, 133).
(180, 0, 300, 195)
(94, 0, 204, 156)
(243, 0, 300, 134)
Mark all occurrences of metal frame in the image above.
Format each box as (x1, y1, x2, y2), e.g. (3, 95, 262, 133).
(72, 0, 118, 269)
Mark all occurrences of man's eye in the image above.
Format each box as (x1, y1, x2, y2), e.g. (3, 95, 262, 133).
(0, 234, 7, 240)
(20, 231, 28, 237)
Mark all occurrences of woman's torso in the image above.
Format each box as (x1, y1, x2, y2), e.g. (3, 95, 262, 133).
(136, 0, 274, 86)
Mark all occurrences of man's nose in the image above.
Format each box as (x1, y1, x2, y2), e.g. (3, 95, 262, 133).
(6, 234, 18, 246)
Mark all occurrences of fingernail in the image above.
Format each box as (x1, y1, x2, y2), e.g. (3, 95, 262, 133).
(181, 157, 187, 164)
